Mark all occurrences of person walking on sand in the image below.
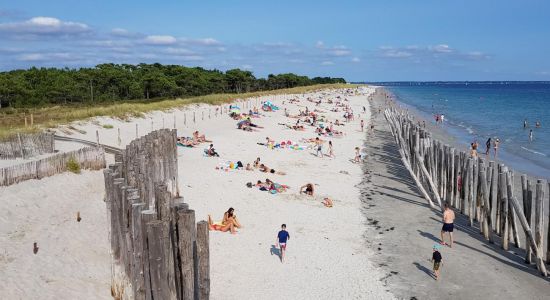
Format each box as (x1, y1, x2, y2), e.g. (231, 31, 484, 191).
(328, 141, 335, 158)
(440, 203, 455, 247)
(276, 224, 290, 263)
(315, 137, 323, 158)
(431, 244, 443, 280)
(360, 119, 364, 132)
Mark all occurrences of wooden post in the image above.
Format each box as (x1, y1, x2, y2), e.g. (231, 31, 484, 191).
(31, 113, 34, 126)
(534, 180, 544, 264)
(25, 116, 28, 127)
(547, 182, 550, 265)
(146, 220, 176, 300)
(506, 171, 521, 248)
(184, 113, 187, 126)
(96, 130, 100, 146)
(151, 120, 154, 131)
(479, 162, 492, 241)
(202, 111, 204, 121)
(136, 124, 139, 138)
(178, 209, 196, 300)
(131, 202, 146, 300)
(508, 195, 548, 276)
(195, 221, 210, 300)
(141, 210, 156, 300)
(521, 174, 533, 264)
(174, 114, 177, 129)
(117, 128, 121, 146)
(193, 112, 196, 123)
(489, 161, 498, 231)
(500, 170, 509, 250)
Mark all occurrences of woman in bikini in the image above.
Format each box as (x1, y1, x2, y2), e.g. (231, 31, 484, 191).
(208, 215, 236, 234)
(223, 207, 242, 229)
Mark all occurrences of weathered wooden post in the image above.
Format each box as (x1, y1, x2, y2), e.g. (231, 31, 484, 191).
(500, 169, 510, 250)
(195, 221, 210, 300)
(178, 209, 196, 300)
(117, 128, 121, 146)
(96, 130, 100, 146)
(534, 180, 544, 262)
(146, 220, 177, 300)
(136, 124, 139, 138)
(193, 112, 196, 123)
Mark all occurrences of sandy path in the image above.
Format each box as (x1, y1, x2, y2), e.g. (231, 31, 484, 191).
(360, 90, 550, 299)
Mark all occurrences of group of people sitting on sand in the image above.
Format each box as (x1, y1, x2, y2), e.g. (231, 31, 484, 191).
(208, 207, 243, 234)
(177, 131, 211, 147)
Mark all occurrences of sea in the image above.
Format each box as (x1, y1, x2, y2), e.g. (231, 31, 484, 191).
(375, 82, 550, 179)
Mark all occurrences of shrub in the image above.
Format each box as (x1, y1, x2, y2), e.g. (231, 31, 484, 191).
(67, 157, 81, 174)
(102, 124, 114, 129)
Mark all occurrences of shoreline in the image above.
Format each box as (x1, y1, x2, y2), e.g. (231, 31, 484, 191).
(361, 89, 550, 299)
(381, 86, 550, 179)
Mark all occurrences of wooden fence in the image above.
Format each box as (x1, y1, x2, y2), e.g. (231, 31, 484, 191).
(384, 105, 549, 277)
(104, 129, 209, 300)
(0, 146, 106, 186)
(0, 132, 55, 160)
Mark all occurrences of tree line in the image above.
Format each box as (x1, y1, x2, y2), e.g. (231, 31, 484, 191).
(0, 63, 345, 108)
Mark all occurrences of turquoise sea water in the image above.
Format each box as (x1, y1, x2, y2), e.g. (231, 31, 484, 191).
(381, 82, 550, 178)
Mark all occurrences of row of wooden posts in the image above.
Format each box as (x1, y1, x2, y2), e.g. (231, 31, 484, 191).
(0, 146, 105, 186)
(100, 95, 294, 147)
(384, 105, 549, 277)
(0, 132, 54, 160)
(104, 129, 210, 300)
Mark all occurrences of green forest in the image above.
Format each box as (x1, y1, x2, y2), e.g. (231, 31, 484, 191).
(0, 63, 345, 108)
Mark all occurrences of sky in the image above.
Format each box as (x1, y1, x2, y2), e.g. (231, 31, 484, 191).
(0, 0, 549, 81)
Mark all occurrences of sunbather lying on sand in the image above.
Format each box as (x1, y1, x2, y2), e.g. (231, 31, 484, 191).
(177, 137, 197, 147)
(322, 198, 333, 207)
(256, 179, 289, 193)
(259, 164, 286, 175)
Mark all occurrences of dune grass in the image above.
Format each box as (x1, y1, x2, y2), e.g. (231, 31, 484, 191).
(0, 83, 358, 139)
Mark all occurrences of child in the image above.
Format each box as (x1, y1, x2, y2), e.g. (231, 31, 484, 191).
(431, 244, 442, 280)
(354, 147, 361, 163)
(277, 224, 290, 263)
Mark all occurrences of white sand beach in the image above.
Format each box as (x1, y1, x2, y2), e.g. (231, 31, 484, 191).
(1, 87, 395, 299)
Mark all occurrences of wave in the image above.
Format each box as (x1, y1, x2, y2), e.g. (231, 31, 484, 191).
(521, 146, 547, 156)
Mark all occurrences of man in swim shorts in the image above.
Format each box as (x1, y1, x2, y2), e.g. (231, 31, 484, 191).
(440, 203, 455, 247)
(277, 224, 290, 263)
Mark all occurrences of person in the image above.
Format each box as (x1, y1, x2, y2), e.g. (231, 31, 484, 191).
(524, 119, 528, 129)
(440, 203, 455, 247)
(253, 157, 261, 168)
(245, 163, 253, 171)
(300, 183, 314, 196)
(360, 119, 364, 132)
(529, 129, 533, 142)
(494, 138, 500, 158)
(223, 207, 242, 229)
(431, 244, 443, 280)
(370, 123, 374, 132)
(328, 141, 334, 158)
(208, 215, 236, 234)
(276, 224, 290, 263)
(536, 121, 541, 128)
(206, 144, 219, 157)
(354, 147, 361, 163)
(322, 197, 333, 207)
(485, 138, 492, 156)
(315, 137, 323, 157)
(363, 106, 366, 113)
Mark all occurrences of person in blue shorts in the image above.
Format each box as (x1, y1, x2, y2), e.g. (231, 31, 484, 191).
(277, 224, 290, 263)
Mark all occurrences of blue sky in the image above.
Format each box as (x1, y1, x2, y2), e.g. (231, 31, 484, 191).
(0, 0, 549, 81)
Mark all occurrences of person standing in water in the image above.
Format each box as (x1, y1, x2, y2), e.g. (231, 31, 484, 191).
(485, 138, 492, 157)
(524, 119, 528, 129)
(494, 138, 500, 158)
(529, 129, 533, 142)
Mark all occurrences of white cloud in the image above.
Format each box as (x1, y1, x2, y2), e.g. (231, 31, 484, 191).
(315, 41, 324, 48)
(143, 35, 177, 45)
(351, 57, 361, 63)
(181, 37, 222, 46)
(321, 61, 334, 65)
(241, 64, 253, 70)
(163, 47, 195, 55)
(0, 17, 91, 36)
(381, 49, 412, 58)
(430, 44, 453, 53)
(17, 52, 79, 62)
